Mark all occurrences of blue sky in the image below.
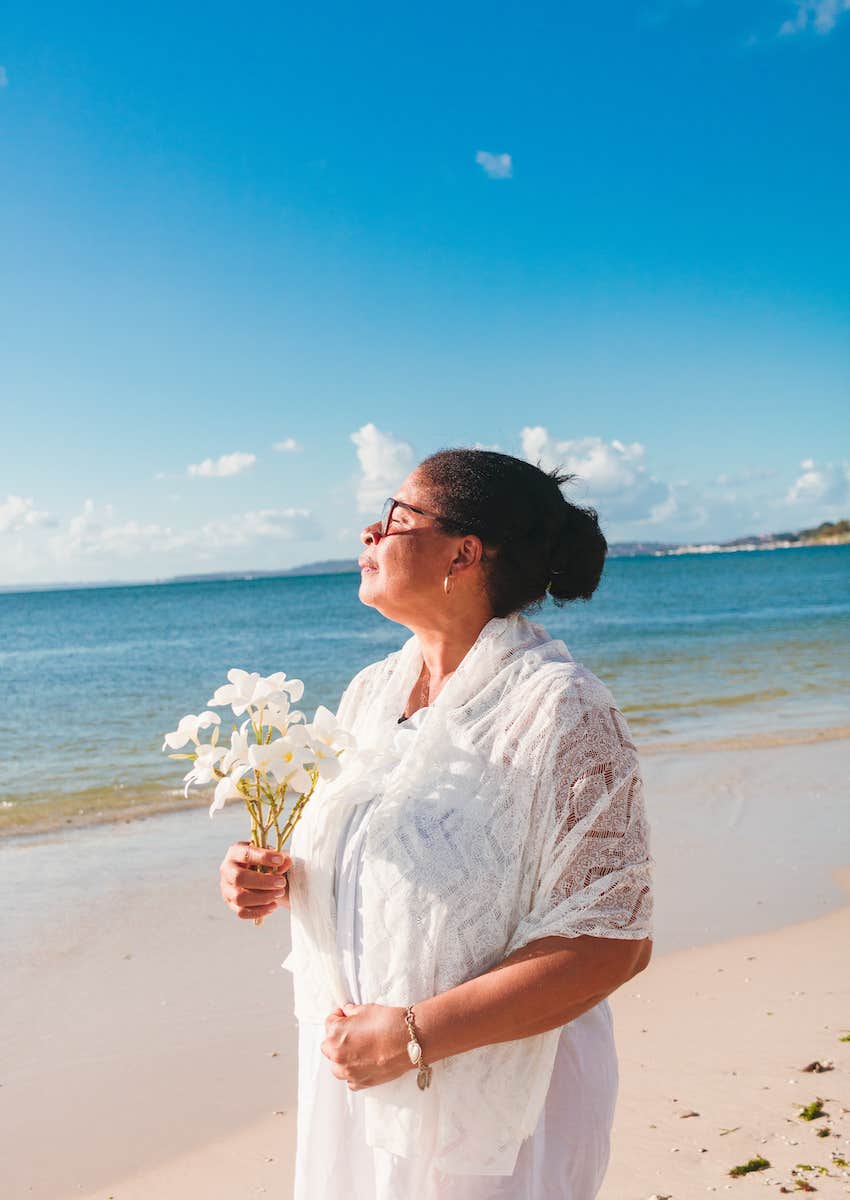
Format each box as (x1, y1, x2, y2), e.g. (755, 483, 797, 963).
(1, 0, 848, 585)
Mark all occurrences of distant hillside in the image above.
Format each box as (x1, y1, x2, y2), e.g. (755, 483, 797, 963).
(166, 559, 360, 584)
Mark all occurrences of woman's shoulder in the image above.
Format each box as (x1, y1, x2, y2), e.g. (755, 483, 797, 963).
(511, 621, 617, 709)
(527, 661, 640, 774)
(526, 656, 619, 713)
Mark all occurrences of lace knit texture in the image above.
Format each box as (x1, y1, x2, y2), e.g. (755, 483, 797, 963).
(282, 612, 654, 1176)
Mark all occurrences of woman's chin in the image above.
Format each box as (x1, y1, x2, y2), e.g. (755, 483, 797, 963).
(358, 570, 382, 599)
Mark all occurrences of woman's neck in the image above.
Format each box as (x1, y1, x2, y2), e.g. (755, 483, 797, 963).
(409, 612, 494, 701)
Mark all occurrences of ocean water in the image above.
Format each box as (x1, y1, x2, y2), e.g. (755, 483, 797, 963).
(2, 544, 848, 834)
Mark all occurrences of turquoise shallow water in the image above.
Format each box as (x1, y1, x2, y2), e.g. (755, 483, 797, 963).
(2, 544, 848, 829)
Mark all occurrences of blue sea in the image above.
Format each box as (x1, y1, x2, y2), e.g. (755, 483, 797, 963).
(2, 545, 848, 835)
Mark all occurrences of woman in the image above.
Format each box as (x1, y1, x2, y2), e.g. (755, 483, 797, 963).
(219, 448, 654, 1200)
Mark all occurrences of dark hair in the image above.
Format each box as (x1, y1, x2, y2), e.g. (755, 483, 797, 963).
(416, 447, 607, 617)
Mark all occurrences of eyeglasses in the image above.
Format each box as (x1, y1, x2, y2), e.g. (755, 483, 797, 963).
(376, 497, 490, 562)
(378, 497, 448, 539)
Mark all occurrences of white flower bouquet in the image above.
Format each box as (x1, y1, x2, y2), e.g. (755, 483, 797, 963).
(162, 668, 356, 924)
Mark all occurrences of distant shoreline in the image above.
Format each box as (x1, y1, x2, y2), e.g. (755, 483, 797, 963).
(652, 533, 850, 557)
(1, 537, 847, 597)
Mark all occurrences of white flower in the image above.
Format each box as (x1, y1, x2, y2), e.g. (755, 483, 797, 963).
(207, 668, 305, 716)
(220, 721, 253, 777)
(247, 735, 313, 794)
(182, 743, 227, 797)
(162, 711, 221, 751)
(307, 705, 357, 781)
(260, 693, 307, 734)
(209, 774, 242, 818)
(264, 670, 305, 703)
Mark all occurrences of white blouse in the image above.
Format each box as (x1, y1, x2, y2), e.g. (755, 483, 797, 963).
(291, 703, 620, 1200)
(283, 613, 653, 1179)
(334, 705, 430, 1003)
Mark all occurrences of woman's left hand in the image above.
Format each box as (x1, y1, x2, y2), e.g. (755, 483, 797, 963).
(321, 1002, 412, 1091)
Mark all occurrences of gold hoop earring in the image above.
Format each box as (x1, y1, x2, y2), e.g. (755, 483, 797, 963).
(443, 572, 454, 596)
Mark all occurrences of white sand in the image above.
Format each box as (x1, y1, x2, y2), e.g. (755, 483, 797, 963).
(1, 736, 848, 1198)
(600, 869, 850, 1197)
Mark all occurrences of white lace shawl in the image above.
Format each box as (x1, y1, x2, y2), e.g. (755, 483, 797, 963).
(282, 611, 654, 1176)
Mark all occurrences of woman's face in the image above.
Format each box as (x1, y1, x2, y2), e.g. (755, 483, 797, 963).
(358, 468, 486, 626)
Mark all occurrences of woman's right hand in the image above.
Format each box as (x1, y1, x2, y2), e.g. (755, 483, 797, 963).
(219, 841, 292, 918)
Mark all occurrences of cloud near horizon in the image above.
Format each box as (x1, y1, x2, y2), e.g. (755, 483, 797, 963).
(62, 499, 320, 559)
(350, 423, 416, 515)
(187, 451, 257, 478)
(517, 428, 850, 538)
(520, 426, 675, 526)
(0, 494, 52, 534)
(0, 496, 322, 583)
(785, 458, 850, 508)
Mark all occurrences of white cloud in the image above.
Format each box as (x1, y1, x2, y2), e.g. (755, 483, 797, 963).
(65, 499, 177, 558)
(786, 458, 850, 507)
(187, 451, 256, 478)
(273, 437, 302, 453)
(54, 499, 321, 562)
(475, 151, 513, 180)
(779, 0, 850, 34)
(198, 507, 320, 548)
(350, 423, 416, 515)
(520, 426, 672, 523)
(0, 495, 324, 584)
(0, 494, 51, 534)
(0, 66, 8, 88)
(647, 490, 679, 525)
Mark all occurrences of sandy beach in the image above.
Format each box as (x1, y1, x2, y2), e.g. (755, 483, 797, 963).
(2, 735, 848, 1199)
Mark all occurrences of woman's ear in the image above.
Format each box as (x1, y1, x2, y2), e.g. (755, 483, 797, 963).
(455, 534, 484, 570)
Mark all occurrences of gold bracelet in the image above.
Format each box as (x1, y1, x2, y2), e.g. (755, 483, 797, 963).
(404, 1004, 433, 1090)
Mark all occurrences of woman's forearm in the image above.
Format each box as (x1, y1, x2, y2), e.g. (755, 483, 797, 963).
(412, 934, 650, 1065)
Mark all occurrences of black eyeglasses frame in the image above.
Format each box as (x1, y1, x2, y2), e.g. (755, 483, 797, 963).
(379, 497, 449, 538)
(378, 497, 491, 562)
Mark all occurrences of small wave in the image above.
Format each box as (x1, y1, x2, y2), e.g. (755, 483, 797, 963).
(639, 723, 850, 755)
(623, 687, 792, 716)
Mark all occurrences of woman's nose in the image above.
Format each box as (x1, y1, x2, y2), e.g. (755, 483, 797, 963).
(361, 523, 381, 546)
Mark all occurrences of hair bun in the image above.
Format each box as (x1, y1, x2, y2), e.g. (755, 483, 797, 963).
(546, 502, 607, 602)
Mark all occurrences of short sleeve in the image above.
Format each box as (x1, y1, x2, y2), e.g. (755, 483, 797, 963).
(504, 689, 654, 957)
